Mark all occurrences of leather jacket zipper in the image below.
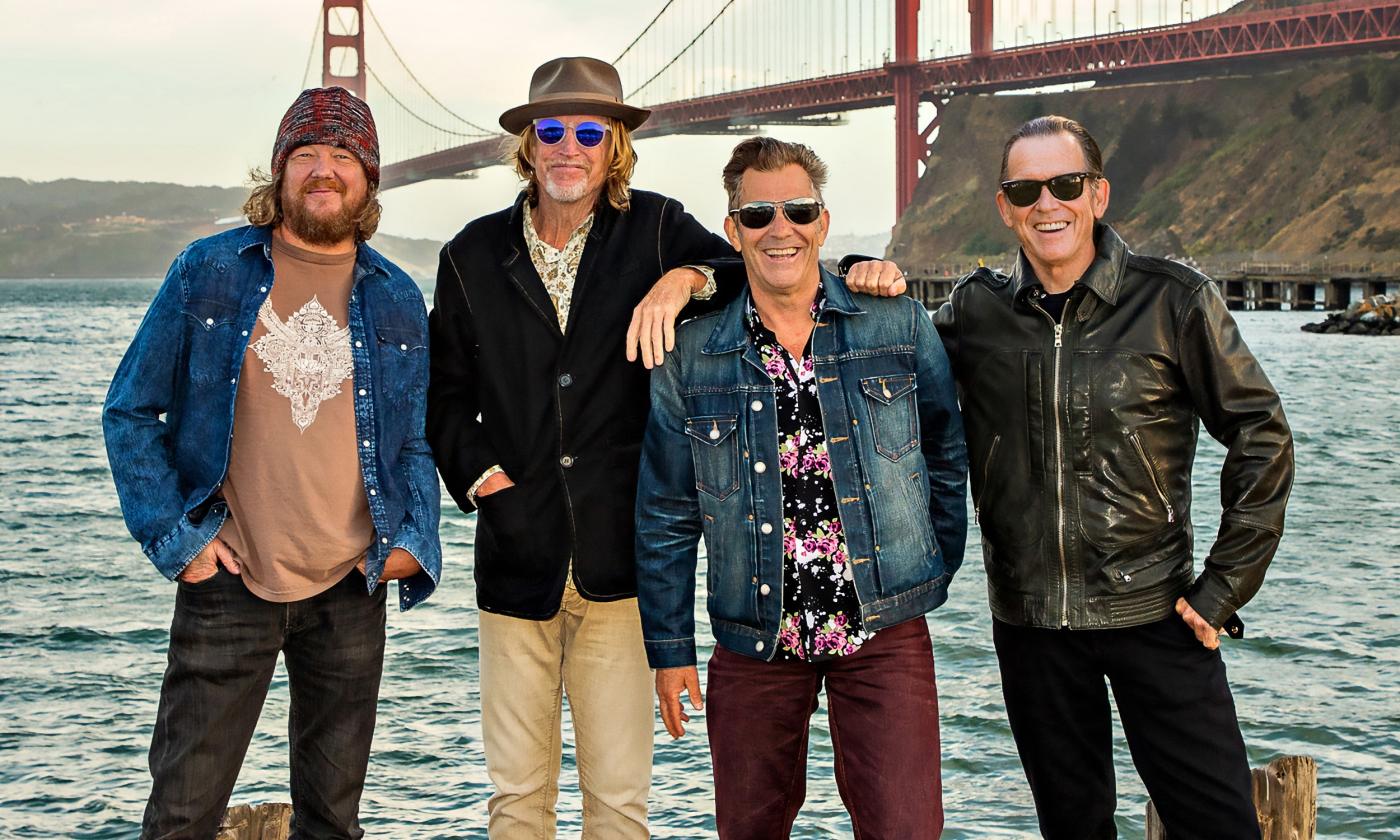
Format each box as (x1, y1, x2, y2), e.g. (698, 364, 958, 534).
(974, 434, 1002, 524)
(1030, 297, 1071, 628)
(1126, 430, 1175, 523)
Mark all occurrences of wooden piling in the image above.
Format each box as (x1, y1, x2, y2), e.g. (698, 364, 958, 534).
(1146, 755, 1317, 839)
(217, 802, 290, 840)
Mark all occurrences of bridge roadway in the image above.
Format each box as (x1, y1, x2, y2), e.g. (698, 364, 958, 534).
(379, 0, 1400, 192)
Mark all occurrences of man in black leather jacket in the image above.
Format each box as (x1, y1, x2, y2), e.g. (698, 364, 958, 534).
(931, 116, 1293, 838)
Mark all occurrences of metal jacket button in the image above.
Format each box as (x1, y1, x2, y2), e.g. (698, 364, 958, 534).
(559, 373, 574, 387)
(751, 400, 763, 412)
(560, 455, 575, 468)
(760, 583, 771, 595)
(754, 461, 767, 474)
(755, 641, 765, 652)
(760, 522, 773, 534)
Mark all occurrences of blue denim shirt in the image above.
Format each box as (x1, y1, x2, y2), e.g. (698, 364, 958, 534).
(636, 270, 968, 667)
(102, 225, 441, 610)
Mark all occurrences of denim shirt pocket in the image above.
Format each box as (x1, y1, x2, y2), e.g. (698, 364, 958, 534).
(685, 414, 740, 500)
(374, 323, 426, 406)
(859, 373, 919, 461)
(182, 297, 242, 387)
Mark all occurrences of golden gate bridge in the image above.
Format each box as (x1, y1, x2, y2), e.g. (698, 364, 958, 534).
(308, 0, 1399, 219)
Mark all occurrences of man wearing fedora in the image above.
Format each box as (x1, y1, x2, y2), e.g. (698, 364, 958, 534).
(427, 57, 904, 837)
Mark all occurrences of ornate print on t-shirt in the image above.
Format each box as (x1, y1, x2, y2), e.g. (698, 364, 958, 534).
(250, 295, 353, 432)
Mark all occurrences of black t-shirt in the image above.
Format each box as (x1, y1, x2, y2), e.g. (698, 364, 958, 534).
(1036, 288, 1074, 323)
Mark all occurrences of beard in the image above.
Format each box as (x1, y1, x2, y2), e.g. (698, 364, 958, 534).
(540, 167, 594, 204)
(281, 178, 368, 246)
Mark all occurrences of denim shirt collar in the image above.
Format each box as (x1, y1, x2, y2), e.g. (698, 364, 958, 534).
(1010, 222, 1129, 307)
(703, 266, 859, 355)
(235, 224, 390, 284)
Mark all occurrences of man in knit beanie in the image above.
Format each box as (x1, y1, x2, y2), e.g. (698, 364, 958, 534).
(104, 86, 440, 837)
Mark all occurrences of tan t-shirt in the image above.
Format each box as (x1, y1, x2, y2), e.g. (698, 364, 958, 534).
(219, 233, 374, 602)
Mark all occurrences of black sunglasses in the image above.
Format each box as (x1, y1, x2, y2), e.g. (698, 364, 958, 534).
(729, 198, 824, 230)
(999, 172, 1097, 207)
(533, 118, 610, 148)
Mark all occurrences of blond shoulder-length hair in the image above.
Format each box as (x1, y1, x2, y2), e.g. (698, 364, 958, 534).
(507, 116, 637, 212)
(241, 168, 383, 242)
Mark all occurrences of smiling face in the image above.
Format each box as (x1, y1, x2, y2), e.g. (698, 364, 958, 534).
(996, 131, 1109, 287)
(724, 163, 830, 303)
(529, 113, 611, 207)
(278, 143, 369, 248)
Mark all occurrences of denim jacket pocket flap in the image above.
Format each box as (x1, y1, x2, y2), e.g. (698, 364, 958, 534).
(375, 325, 427, 354)
(183, 297, 240, 330)
(685, 415, 738, 446)
(859, 373, 916, 405)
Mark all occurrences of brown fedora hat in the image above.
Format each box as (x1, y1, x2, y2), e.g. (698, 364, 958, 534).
(499, 56, 651, 135)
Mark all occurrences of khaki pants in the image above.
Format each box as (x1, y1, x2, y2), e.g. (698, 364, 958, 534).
(478, 582, 653, 839)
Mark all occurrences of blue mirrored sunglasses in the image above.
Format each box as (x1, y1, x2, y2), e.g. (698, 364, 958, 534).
(533, 118, 610, 148)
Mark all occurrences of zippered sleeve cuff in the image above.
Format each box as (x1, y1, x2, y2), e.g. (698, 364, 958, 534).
(644, 637, 697, 670)
(145, 504, 229, 581)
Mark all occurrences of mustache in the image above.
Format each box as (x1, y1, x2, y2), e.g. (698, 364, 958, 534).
(300, 178, 345, 195)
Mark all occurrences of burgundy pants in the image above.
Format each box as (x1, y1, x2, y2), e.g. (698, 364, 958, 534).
(706, 617, 943, 840)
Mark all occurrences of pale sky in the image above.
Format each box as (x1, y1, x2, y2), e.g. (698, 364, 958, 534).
(0, 0, 917, 243)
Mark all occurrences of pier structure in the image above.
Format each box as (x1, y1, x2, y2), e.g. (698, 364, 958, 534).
(899, 260, 1399, 311)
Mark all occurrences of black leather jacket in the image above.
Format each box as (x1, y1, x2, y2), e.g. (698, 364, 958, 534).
(934, 225, 1293, 630)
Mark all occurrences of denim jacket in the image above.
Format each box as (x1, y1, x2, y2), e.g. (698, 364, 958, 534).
(103, 225, 441, 610)
(636, 271, 968, 667)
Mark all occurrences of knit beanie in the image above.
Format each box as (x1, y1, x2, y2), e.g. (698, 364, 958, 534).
(271, 87, 380, 186)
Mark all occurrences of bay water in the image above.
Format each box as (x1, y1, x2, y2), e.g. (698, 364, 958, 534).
(1, 277, 1396, 837)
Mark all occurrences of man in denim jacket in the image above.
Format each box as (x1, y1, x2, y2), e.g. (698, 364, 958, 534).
(635, 137, 967, 838)
(103, 87, 440, 838)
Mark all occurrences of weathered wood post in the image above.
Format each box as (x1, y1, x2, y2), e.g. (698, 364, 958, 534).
(217, 802, 291, 840)
(1146, 755, 1317, 840)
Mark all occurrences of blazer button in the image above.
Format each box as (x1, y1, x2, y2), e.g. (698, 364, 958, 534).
(559, 373, 574, 388)
(759, 583, 771, 595)
(560, 455, 575, 468)
(755, 640, 765, 652)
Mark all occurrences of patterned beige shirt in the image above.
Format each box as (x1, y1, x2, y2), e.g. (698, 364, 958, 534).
(523, 202, 594, 332)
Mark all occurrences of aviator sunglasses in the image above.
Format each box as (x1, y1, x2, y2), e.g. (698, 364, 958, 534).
(999, 172, 1096, 207)
(729, 197, 824, 230)
(533, 118, 610, 148)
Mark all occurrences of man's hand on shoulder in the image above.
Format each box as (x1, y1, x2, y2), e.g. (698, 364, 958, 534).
(843, 259, 907, 298)
(179, 536, 240, 584)
(1175, 597, 1221, 650)
(627, 268, 706, 370)
(655, 665, 704, 739)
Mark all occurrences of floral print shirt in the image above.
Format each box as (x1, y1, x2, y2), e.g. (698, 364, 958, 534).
(745, 289, 875, 661)
(523, 202, 594, 332)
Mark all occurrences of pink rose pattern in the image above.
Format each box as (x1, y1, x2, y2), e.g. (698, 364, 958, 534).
(746, 294, 874, 662)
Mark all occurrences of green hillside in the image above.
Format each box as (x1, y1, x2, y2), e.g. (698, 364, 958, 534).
(0, 178, 442, 279)
(888, 52, 1400, 268)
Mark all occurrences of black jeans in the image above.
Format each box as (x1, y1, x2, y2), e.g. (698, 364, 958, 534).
(142, 568, 387, 840)
(993, 616, 1260, 840)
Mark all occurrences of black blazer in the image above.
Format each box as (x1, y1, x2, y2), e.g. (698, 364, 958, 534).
(428, 189, 740, 618)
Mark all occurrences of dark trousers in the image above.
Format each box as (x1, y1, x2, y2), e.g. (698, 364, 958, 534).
(706, 617, 943, 840)
(993, 616, 1260, 840)
(142, 568, 387, 840)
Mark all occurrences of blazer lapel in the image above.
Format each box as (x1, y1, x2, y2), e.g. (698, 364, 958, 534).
(502, 196, 564, 337)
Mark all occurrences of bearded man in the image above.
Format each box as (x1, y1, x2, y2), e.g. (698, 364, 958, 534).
(103, 86, 440, 838)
